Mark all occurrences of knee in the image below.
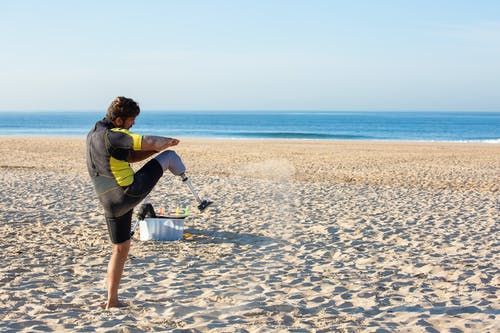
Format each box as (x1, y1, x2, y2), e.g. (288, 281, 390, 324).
(155, 150, 186, 175)
(112, 240, 130, 256)
(159, 150, 178, 158)
(156, 150, 179, 165)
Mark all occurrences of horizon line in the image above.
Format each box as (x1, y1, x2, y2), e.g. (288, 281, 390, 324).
(0, 109, 499, 113)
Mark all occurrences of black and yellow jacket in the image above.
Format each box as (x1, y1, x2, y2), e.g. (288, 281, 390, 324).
(86, 118, 143, 192)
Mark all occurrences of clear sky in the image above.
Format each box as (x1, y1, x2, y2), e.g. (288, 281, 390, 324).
(1, 0, 499, 111)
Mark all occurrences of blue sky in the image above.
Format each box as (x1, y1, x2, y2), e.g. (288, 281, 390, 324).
(1, 0, 499, 111)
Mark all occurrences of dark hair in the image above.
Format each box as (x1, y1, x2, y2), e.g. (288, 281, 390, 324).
(106, 96, 140, 121)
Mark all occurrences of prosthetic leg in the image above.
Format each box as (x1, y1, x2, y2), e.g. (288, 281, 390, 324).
(180, 173, 212, 211)
(154, 151, 211, 211)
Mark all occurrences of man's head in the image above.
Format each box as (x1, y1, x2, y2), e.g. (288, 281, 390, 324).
(106, 96, 140, 129)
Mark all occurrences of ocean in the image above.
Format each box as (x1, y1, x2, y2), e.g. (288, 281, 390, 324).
(0, 111, 498, 143)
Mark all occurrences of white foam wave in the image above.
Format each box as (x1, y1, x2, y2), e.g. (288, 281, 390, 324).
(456, 138, 500, 144)
(481, 139, 500, 144)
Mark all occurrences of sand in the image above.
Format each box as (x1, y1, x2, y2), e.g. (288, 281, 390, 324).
(0, 137, 498, 332)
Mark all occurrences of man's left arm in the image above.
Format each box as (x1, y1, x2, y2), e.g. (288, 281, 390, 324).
(128, 135, 180, 163)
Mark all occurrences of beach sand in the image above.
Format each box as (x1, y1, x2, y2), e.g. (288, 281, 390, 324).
(0, 137, 498, 332)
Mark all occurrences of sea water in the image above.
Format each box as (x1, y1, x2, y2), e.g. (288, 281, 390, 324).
(0, 111, 498, 143)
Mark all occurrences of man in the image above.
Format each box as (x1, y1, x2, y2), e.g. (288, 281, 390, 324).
(86, 96, 186, 309)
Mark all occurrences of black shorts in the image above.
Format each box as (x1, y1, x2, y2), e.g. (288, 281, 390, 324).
(106, 210, 133, 244)
(103, 159, 164, 244)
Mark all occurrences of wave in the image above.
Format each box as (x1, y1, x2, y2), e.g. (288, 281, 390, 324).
(219, 131, 375, 140)
(455, 138, 500, 144)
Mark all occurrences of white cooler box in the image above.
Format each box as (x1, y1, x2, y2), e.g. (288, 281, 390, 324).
(139, 217, 184, 241)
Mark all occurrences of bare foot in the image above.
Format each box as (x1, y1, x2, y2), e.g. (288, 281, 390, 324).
(100, 300, 128, 309)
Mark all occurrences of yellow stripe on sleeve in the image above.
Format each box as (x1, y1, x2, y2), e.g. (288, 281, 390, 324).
(110, 128, 143, 150)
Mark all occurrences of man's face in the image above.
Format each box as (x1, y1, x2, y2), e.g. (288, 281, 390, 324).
(115, 116, 136, 129)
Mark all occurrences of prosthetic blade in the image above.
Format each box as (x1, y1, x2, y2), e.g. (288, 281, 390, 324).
(181, 173, 212, 211)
